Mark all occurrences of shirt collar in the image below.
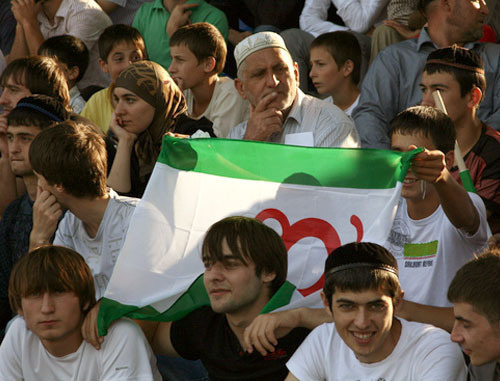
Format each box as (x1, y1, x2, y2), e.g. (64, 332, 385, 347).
(417, 27, 482, 51)
(285, 88, 303, 125)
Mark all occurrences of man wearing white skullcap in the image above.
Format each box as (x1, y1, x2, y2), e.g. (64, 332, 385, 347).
(228, 31, 360, 148)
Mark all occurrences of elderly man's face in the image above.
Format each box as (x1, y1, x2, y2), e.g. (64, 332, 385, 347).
(235, 48, 299, 114)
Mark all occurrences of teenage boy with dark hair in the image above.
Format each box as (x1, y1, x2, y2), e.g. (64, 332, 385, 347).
(285, 242, 466, 380)
(420, 46, 500, 235)
(386, 105, 489, 332)
(0, 245, 160, 379)
(448, 250, 500, 381)
(309, 31, 361, 116)
(0, 95, 71, 337)
(81, 24, 147, 133)
(38, 35, 89, 114)
(169, 22, 249, 138)
(28, 121, 139, 299)
(84, 216, 311, 380)
(0, 56, 70, 216)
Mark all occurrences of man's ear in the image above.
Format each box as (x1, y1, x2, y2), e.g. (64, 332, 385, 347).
(234, 78, 247, 99)
(320, 291, 333, 318)
(98, 58, 108, 74)
(17, 308, 24, 317)
(293, 61, 300, 86)
(445, 149, 455, 169)
(67, 65, 80, 82)
(203, 56, 216, 73)
(342, 59, 354, 78)
(261, 271, 276, 284)
(392, 289, 404, 310)
(468, 86, 483, 109)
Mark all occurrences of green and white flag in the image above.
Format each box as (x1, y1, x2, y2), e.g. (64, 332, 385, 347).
(98, 136, 419, 335)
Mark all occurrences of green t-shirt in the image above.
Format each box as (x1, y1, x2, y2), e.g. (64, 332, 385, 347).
(133, 0, 229, 71)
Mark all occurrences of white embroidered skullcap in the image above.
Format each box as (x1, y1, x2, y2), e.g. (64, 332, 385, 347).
(234, 32, 289, 69)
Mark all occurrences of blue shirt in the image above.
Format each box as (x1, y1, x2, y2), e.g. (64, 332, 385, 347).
(353, 28, 500, 148)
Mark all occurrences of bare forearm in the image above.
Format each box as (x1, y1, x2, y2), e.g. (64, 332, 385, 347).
(107, 139, 134, 193)
(397, 299, 454, 332)
(7, 24, 29, 63)
(294, 307, 332, 329)
(0, 157, 18, 216)
(21, 19, 45, 55)
(95, 0, 119, 14)
(434, 170, 479, 234)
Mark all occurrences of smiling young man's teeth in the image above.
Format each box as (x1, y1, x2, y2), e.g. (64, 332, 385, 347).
(403, 178, 416, 184)
(353, 332, 374, 339)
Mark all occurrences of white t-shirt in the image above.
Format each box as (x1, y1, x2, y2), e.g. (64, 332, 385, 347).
(0, 317, 161, 381)
(287, 319, 467, 381)
(53, 190, 138, 299)
(324, 94, 359, 117)
(384, 193, 490, 307)
(184, 76, 250, 138)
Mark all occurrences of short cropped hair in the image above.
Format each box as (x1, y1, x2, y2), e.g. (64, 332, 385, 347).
(7, 95, 71, 130)
(98, 24, 147, 62)
(202, 216, 287, 295)
(310, 31, 361, 85)
(0, 56, 70, 109)
(389, 105, 456, 153)
(424, 46, 486, 100)
(448, 250, 500, 324)
(30, 121, 107, 198)
(323, 242, 401, 309)
(38, 35, 90, 83)
(9, 245, 96, 314)
(170, 22, 227, 74)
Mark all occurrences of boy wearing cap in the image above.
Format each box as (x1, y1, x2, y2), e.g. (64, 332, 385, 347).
(227, 31, 360, 148)
(285, 242, 466, 380)
(420, 46, 500, 236)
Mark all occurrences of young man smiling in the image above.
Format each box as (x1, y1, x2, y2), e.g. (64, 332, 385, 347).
(0, 245, 160, 380)
(285, 242, 466, 380)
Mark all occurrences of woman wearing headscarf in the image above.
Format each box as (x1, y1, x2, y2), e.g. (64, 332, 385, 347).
(106, 61, 214, 198)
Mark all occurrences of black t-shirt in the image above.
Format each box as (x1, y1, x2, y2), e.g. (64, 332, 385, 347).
(170, 306, 310, 381)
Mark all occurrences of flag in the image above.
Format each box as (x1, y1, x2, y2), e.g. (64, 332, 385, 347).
(98, 136, 419, 335)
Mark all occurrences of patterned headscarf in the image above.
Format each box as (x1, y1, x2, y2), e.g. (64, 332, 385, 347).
(114, 61, 187, 178)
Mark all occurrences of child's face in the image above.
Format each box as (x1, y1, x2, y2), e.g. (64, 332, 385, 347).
(101, 41, 145, 81)
(169, 44, 208, 90)
(309, 46, 345, 96)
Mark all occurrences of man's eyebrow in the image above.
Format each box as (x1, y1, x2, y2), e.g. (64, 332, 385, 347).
(335, 298, 355, 304)
(12, 132, 36, 138)
(455, 316, 472, 324)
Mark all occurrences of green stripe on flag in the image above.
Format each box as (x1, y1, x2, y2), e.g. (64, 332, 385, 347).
(404, 241, 438, 258)
(459, 170, 476, 193)
(158, 136, 422, 189)
(98, 275, 297, 336)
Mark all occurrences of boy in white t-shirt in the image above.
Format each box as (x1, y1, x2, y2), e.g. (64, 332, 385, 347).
(27, 121, 139, 299)
(0, 245, 160, 380)
(386, 105, 489, 332)
(169, 22, 249, 138)
(285, 242, 466, 380)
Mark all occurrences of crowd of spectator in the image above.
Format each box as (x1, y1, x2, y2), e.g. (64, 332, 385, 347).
(0, 0, 499, 380)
